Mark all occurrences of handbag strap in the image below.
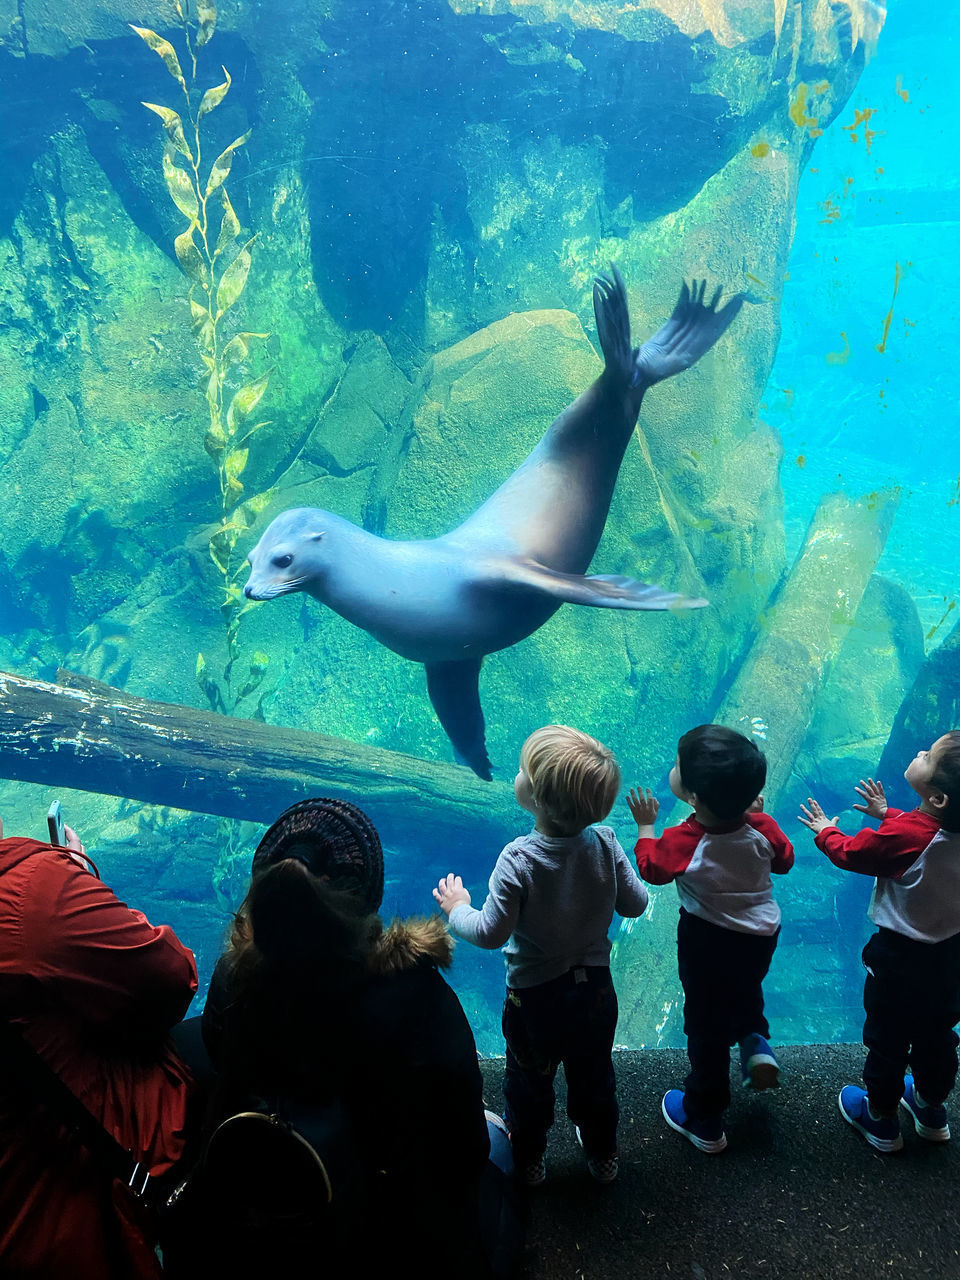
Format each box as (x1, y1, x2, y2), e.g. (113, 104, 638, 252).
(0, 1017, 151, 1196)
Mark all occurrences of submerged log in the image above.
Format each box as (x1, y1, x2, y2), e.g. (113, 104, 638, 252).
(0, 669, 518, 853)
(716, 488, 899, 810)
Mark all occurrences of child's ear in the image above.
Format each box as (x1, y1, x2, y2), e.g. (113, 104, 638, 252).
(927, 789, 950, 818)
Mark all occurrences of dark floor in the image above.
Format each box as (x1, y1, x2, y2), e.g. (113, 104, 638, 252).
(479, 1045, 960, 1280)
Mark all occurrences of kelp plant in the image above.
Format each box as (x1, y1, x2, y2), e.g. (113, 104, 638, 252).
(133, 1, 271, 718)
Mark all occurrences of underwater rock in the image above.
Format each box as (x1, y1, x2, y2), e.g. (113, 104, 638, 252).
(8, 0, 883, 345)
(713, 487, 900, 810)
(877, 616, 960, 811)
(0, 125, 210, 671)
(296, 335, 412, 480)
(790, 574, 925, 815)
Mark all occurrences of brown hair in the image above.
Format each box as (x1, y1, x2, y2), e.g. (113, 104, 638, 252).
(520, 724, 621, 836)
(219, 859, 381, 1094)
(228, 858, 380, 979)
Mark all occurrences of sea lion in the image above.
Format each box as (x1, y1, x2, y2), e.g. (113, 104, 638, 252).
(245, 268, 745, 779)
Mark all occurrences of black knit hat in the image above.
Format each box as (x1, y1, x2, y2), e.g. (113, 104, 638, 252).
(251, 797, 385, 913)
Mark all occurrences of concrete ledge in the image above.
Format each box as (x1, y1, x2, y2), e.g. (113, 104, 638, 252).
(479, 1044, 960, 1280)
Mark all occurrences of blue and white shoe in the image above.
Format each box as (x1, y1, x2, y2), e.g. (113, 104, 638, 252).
(901, 1076, 950, 1142)
(739, 1033, 780, 1091)
(838, 1086, 903, 1153)
(661, 1090, 727, 1154)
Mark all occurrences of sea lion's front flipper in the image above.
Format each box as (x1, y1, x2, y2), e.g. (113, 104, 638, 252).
(633, 278, 748, 388)
(425, 659, 493, 781)
(502, 560, 708, 611)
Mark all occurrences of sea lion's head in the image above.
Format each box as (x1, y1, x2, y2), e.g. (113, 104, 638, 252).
(244, 507, 331, 601)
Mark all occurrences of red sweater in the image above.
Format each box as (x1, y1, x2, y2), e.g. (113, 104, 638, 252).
(0, 838, 198, 1279)
(815, 808, 960, 943)
(635, 811, 794, 935)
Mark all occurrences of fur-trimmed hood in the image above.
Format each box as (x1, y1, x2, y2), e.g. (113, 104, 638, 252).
(369, 913, 454, 977)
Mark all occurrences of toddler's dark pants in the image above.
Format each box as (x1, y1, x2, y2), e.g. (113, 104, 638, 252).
(502, 965, 618, 1165)
(678, 908, 779, 1122)
(862, 926, 960, 1113)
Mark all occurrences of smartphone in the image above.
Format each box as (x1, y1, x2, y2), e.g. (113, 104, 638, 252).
(47, 800, 66, 847)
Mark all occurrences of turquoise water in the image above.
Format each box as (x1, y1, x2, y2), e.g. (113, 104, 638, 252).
(0, 0, 956, 1055)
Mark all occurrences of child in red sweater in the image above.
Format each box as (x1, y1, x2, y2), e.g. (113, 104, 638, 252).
(799, 730, 960, 1153)
(629, 724, 793, 1154)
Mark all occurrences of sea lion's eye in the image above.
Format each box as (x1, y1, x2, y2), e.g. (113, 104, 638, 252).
(273, 553, 294, 570)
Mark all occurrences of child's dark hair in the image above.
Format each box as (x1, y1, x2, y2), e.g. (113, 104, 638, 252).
(677, 724, 767, 821)
(932, 731, 960, 832)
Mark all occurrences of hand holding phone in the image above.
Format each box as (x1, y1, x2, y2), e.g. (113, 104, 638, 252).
(47, 801, 67, 847)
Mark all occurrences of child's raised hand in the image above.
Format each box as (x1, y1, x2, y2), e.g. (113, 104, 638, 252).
(852, 777, 887, 821)
(433, 873, 471, 916)
(798, 797, 839, 835)
(627, 787, 659, 831)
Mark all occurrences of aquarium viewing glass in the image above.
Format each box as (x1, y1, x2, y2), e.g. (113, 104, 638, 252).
(0, 0, 955, 1054)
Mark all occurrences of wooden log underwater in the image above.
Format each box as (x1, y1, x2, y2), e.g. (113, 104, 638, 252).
(0, 669, 519, 853)
(716, 488, 900, 811)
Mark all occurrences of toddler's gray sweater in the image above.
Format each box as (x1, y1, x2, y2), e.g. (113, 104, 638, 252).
(448, 825, 649, 988)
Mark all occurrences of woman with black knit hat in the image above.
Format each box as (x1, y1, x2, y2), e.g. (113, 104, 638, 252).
(193, 797, 515, 1279)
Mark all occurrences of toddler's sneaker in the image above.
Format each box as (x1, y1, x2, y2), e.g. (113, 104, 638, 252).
(739, 1033, 780, 1091)
(901, 1076, 950, 1142)
(574, 1125, 619, 1183)
(838, 1086, 903, 1153)
(661, 1090, 727, 1154)
(519, 1155, 546, 1187)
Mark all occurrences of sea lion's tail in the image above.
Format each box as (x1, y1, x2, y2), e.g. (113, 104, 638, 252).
(592, 265, 636, 387)
(633, 278, 748, 388)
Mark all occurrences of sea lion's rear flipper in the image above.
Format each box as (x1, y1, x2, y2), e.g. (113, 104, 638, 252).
(425, 659, 493, 781)
(633, 278, 748, 388)
(503, 560, 708, 611)
(593, 265, 635, 385)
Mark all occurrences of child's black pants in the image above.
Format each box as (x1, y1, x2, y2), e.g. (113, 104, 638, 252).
(502, 965, 618, 1164)
(678, 908, 779, 1121)
(862, 926, 960, 1111)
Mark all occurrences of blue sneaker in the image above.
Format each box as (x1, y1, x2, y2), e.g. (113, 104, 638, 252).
(901, 1076, 950, 1142)
(838, 1086, 903, 1153)
(661, 1090, 727, 1154)
(739, 1033, 780, 1091)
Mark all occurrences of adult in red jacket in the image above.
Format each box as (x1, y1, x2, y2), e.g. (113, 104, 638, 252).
(0, 817, 198, 1279)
